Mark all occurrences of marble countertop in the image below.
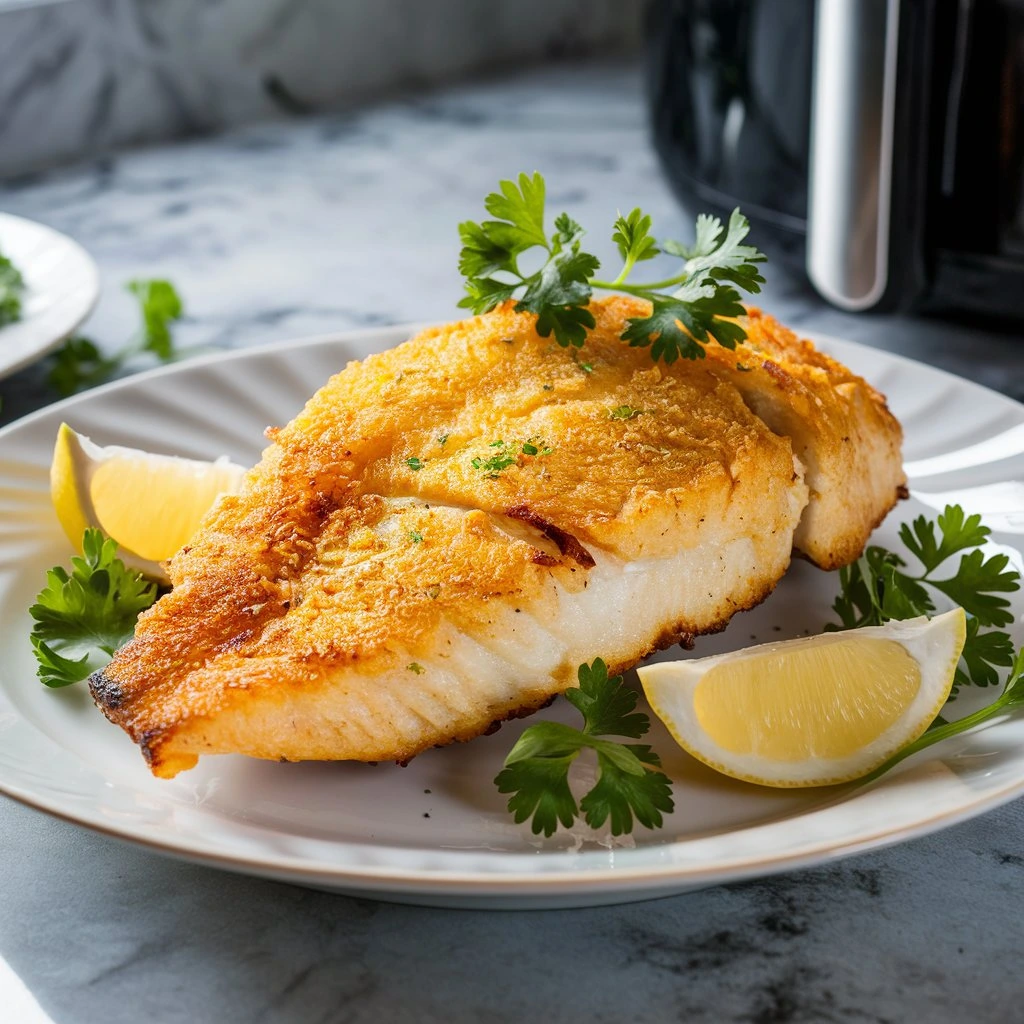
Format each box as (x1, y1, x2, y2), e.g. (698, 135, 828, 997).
(2, 62, 1024, 1023)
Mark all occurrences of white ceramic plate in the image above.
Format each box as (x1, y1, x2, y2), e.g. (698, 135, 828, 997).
(0, 212, 100, 379)
(1, 327, 1022, 909)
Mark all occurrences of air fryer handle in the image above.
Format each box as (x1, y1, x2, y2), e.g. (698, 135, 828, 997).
(806, 0, 931, 312)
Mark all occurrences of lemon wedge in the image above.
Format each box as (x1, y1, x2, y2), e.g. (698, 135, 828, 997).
(51, 422, 246, 580)
(637, 609, 966, 787)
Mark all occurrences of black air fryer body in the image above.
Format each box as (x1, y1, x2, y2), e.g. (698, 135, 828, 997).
(648, 0, 1024, 318)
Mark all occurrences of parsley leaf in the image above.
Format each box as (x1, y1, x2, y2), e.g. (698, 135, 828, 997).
(662, 209, 766, 296)
(30, 528, 158, 688)
(457, 172, 765, 361)
(825, 504, 1024, 783)
(898, 507, 990, 573)
(566, 658, 650, 737)
(0, 250, 26, 327)
(612, 208, 659, 275)
(497, 744, 580, 837)
(459, 276, 517, 312)
(483, 171, 548, 249)
(580, 743, 672, 835)
(957, 617, 1016, 689)
(517, 252, 600, 349)
(553, 212, 584, 247)
(930, 548, 1017, 628)
(406, 456, 426, 471)
(126, 279, 183, 360)
(622, 291, 748, 362)
(494, 658, 675, 836)
(621, 298, 707, 362)
(830, 504, 1021, 696)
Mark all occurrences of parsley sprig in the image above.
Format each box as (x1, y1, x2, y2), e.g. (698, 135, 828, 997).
(458, 172, 766, 362)
(47, 279, 184, 396)
(30, 528, 158, 687)
(495, 659, 674, 837)
(831, 505, 1020, 695)
(0, 249, 26, 328)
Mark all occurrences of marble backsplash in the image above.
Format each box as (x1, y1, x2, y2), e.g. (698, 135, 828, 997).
(0, 0, 643, 178)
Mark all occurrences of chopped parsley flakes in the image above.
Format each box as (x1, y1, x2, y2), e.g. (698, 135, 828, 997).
(521, 441, 554, 456)
(609, 405, 644, 420)
(472, 452, 517, 479)
(471, 438, 553, 479)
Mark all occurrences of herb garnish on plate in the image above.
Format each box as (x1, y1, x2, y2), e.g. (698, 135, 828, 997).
(458, 171, 766, 362)
(30, 528, 157, 688)
(830, 505, 1019, 695)
(495, 659, 674, 837)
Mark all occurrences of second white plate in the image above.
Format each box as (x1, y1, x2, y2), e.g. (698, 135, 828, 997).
(0, 211, 100, 379)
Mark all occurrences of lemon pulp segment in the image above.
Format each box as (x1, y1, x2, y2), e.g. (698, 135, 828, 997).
(692, 637, 921, 761)
(50, 423, 247, 580)
(90, 457, 241, 562)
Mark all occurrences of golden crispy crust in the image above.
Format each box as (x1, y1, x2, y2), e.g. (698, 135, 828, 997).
(91, 297, 904, 777)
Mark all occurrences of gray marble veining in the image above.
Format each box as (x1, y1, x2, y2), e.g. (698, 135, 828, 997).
(0, 0, 641, 176)
(1, 61, 1024, 1024)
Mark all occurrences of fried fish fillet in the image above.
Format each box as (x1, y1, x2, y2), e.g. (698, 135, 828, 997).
(90, 297, 905, 777)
